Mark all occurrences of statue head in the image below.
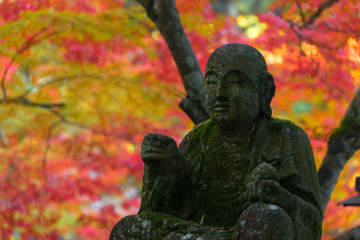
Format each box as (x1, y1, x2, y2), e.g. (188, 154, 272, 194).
(204, 43, 276, 129)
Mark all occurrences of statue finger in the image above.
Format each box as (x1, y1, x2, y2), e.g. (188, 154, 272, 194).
(251, 162, 279, 182)
(141, 151, 166, 165)
(143, 133, 176, 147)
(245, 181, 258, 201)
(257, 180, 280, 203)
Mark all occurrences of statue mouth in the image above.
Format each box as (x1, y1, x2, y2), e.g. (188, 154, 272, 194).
(213, 103, 230, 112)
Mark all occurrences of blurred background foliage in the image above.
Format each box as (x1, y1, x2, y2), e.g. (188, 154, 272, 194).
(0, 0, 359, 239)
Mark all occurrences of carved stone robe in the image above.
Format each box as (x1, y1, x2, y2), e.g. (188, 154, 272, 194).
(138, 118, 322, 239)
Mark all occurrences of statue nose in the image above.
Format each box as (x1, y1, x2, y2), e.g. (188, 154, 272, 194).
(216, 81, 227, 97)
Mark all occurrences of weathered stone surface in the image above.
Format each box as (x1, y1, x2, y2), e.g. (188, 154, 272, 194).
(233, 204, 293, 240)
(110, 43, 322, 240)
(109, 212, 231, 240)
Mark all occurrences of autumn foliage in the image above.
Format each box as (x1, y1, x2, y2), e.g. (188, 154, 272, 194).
(0, 0, 359, 239)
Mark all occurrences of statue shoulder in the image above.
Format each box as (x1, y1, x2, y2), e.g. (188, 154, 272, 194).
(262, 119, 321, 215)
(261, 118, 309, 139)
(179, 119, 214, 152)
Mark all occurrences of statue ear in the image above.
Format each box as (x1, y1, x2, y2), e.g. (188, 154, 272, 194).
(263, 72, 275, 102)
(259, 72, 276, 118)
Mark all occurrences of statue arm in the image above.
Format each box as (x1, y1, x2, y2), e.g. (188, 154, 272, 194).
(246, 125, 322, 239)
(252, 173, 322, 239)
(269, 128, 322, 239)
(139, 133, 189, 216)
(283, 128, 322, 239)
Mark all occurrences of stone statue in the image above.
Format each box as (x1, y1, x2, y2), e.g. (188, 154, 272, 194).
(110, 43, 322, 240)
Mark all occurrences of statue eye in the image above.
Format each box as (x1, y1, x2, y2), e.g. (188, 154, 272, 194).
(226, 71, 247, 85)
(226, 74, 242, 84)
(205, 74, 218, 85)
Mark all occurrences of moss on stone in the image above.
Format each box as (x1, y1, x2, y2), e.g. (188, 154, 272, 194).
(266, 118, 302, 134)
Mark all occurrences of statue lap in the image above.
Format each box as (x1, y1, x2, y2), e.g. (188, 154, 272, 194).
(109, 212, 232, 240)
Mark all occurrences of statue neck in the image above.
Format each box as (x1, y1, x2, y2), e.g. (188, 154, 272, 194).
(217, 120, 258, 144)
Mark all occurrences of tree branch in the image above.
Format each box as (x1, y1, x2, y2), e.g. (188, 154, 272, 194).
(0, 97, 65, 110)
(135, 0, 209, 124)
(302, 0, 340, 28)
(334, 225, 360, 240)
(42, 117, 136, 180)
(61, 119, 136, 143)
(288, 20, 335, 51)
(19, 74, 104, 97)
(0, 23, 64, 100)
(135, 0, 338, 125)
(318, 88, 360, 213)
(1, 27, 49, 100)
(319, 22, 354, 34)
(42, 120, 62, 181)
(286, 4, 357, 213)
(295, 0, 306, 24)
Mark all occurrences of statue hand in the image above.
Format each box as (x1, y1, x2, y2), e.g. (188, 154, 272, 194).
(245, 162, 279, 201)
(245, 162, 294, 211)
(256, 180, 295, 212)
(141, 133, 179, 172)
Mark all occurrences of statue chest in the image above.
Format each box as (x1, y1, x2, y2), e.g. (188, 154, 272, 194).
(189, 133, 253, 227)
(199, 132, 251, 185)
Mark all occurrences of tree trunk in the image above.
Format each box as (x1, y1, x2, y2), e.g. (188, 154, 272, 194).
(135, 0, 209, 124)
(318, 88, 360, 213)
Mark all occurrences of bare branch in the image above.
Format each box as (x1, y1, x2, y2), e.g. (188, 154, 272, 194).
(0, 97, 65, 110)
(0, 74, 106, 112)
(280, 0, 341, 51)
(19, 74, 104, 97)
(302, 0, 340, 28)
(295, 0, 306, 24)
(42, 118, 135, 171)
(42, 120, 62, 181)
(1, 57, 15, 101)
(62, 119, 136, 144)
(0, 26, 65, 101)
(273, 0, 340, 30)
(42, 117, 136, 180)
(287, 19, 335, 50)
(1, 27, 48, 100)
(289, 21, 303, 40)
(319, 22, 354, 34)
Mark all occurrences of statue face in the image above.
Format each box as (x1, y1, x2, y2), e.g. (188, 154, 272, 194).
(204, 69, 260, 129)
